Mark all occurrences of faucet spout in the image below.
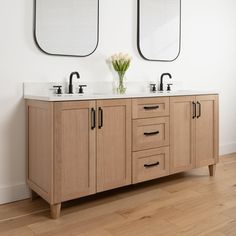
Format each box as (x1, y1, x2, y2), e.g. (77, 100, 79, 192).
(160, 73, 172, 91)
(69, 71, 80, 94)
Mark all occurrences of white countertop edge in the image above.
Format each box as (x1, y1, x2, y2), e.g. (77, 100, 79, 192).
(24, 90, 219, 101)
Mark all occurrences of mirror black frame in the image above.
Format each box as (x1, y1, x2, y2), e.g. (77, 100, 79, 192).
(33, 0, 99, 57)
(137, 0, 181, 62)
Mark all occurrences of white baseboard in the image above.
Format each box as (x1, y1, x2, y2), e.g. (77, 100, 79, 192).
(220, 142, 236, 156)
(0, 183, 30, 204)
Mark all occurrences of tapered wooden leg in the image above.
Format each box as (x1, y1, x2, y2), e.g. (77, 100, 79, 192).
(209, 164, 216, 176)
(31, 190, 39, 201)
(50, 203, 61, 219)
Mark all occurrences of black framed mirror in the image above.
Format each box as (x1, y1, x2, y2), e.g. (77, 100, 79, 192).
(34, 0, 99, 57)
(138, 0, 181, 62)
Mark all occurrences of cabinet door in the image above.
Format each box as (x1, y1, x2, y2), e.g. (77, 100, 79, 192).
(96, 99, 131, 192)
(195, 95, 219, 167)
(170, 96, 196, 174)
(54, 101, 96, 203)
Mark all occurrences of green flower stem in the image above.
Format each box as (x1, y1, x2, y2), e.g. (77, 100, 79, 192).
(117, 72, 126, 94)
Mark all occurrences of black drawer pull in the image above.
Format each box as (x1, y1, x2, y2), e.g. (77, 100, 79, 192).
(144, 131, 159, 136)
(143, 105, 159, 110)
(144, 162, 160, 168)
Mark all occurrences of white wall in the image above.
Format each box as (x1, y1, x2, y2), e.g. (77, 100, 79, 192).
(0, 0, 236, 204)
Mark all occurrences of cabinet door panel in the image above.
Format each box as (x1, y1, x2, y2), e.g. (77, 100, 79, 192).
(196, 95, 219, 167)
(54, 101, 96, 203)
(97, 99, 131, 192)
(170, 96, 195, 173)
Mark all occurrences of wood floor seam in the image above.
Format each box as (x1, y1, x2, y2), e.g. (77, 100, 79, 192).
(0, 208, 49, 223)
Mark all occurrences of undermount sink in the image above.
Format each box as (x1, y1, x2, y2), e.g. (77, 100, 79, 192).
(56, 93, 84, 97)
(91, 92, 110, 95)
(53, 90, 203, 98)
(53, 92, 111, 97)
(51, 88, 196, 97)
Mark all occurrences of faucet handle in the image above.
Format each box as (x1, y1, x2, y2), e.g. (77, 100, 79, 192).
(78, 85, 87, 94)
(150, 84, 157, 92)
(53, 86, 62, 94)
(167, 84, 173, 91)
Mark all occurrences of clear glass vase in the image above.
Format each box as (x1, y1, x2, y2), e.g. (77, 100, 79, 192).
(114, 72, 126, 94)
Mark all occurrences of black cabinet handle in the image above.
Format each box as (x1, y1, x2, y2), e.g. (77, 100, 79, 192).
(91, 108, 96, 130)
(197, 102, 201, 118)
(144, 105, 159, 110)
(144, 162, 160, 168)
(98, 107, 103, 129)
(192, 102, 196, 119)
(144, 131, 159, 136)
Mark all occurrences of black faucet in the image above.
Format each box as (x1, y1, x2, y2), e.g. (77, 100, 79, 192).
(69, 71, 80, 94)
(159, 73, 172, 91)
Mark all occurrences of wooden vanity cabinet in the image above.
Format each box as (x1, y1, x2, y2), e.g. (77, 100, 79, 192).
(170, 95, 219, 174)
(26, 94, 218, 219)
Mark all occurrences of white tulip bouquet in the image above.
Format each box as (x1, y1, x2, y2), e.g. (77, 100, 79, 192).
(107, 53, 132, 94)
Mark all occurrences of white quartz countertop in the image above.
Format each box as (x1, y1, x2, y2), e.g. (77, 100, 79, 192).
(24, 90, 219, 102)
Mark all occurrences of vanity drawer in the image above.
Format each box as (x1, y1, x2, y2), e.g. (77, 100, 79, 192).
(132, 97, 169, 119)
(132, 117, 169, 151)
(132, 147, 170, 184)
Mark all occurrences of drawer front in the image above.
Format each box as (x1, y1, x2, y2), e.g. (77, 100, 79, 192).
(132, 97, 169, 119)
(132, 117, 169, 151)
(132, 147, 170, 184)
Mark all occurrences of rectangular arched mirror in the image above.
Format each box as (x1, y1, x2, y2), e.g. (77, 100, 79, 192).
(34, 0, 99, 57)
(138, 0, 181, 61)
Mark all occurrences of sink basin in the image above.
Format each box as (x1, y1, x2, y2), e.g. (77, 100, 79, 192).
(56, 93, 84, 97)
(54, 90, 201, 98)
(91, 92, 110, 96)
